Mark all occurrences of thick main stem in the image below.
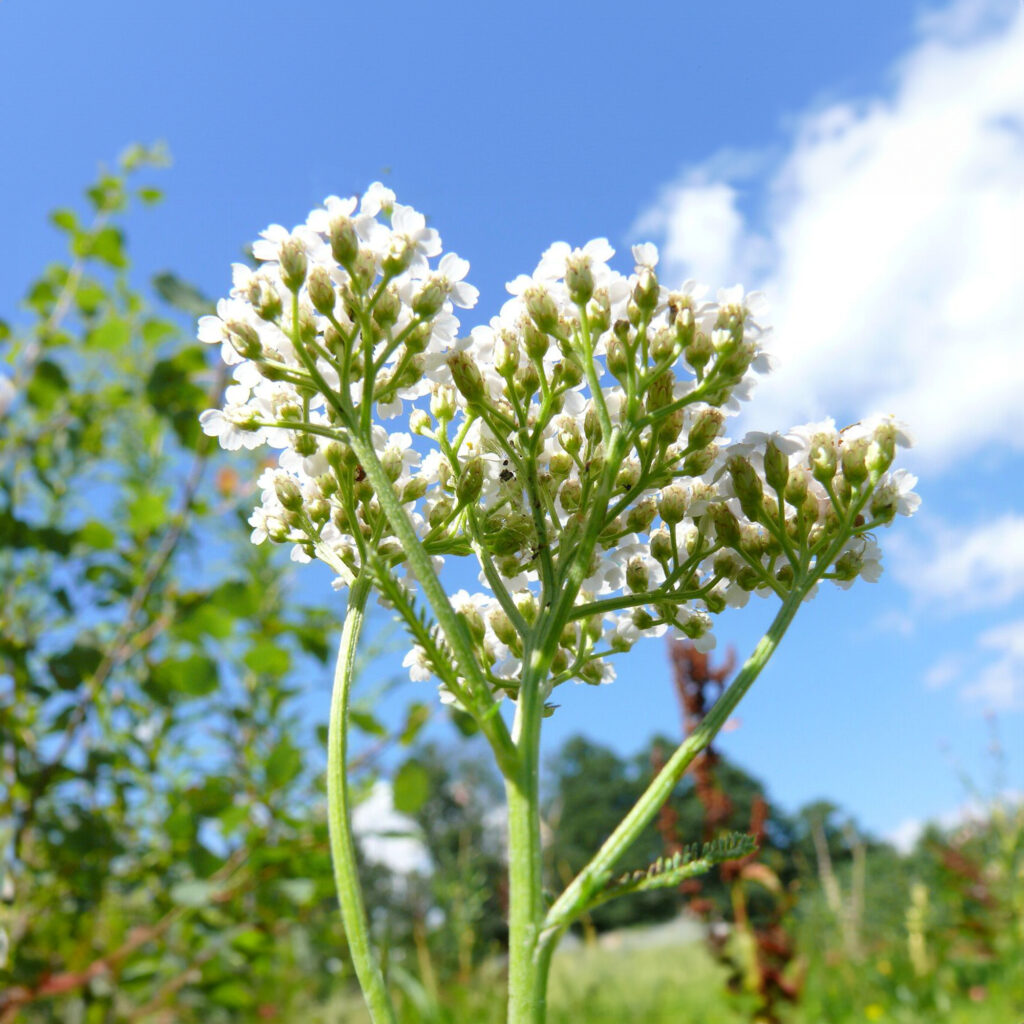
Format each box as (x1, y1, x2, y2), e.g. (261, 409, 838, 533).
(505, 674, 546, 1024)
(327, 575, 398, 1024)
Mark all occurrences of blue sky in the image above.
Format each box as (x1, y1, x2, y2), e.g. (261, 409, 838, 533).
(3, 0, 1021, 846)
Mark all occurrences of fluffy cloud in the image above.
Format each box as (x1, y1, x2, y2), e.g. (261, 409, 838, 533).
(633, 0, 1024, 474)
(891, 513, 1024, 609)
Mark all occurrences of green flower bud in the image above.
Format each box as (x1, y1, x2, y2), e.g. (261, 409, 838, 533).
(460, 605, 486, 643)
(447, 351, 485, 404)
(832, 549, 862, 582)
(687, 407, 724, 451)
(516, 591, 539, 625)
(626, 557, 649, 593)
(682, 445, 717, 477)
(559, 479, 582, 511)
(658, 408, 685, 448)
(566, 257, 594, 305)
(279, 240, 308, 292)
(685, 331, 713, 371)
(626, 496, 657, 533)
(784, 468, 808, 507)
(708, 502, 742, 548)
(373, 286, 401, 328)
(294, 432, 318, 457)
(658, 484, 688, 525)
(456, 456, 484, 505)
(764, 440, 790, 494)
(833, 472, 853, 506)
(548, 452, 572, 479)
(632, 268, 659, 312)
(775, 563, 795, 587)
(383, 238, 414, 276)
(551, 648, 569, 674)
(712, 551, 737, 578)
(275, 476, 304, 512)
(409, 409, 432, 436)
(584, 404, 603, 443)
(735, 567, 760, 591)
(316, 472, 339, 498)
(428, 496, 453, 529)
(400, 477, 427, 504)
(351, 250, 377, 292)
(606, 335, 629, 380)
(810, 433, 838, 483)
(266, 516, 290, 543)
(869, 484, 899, 524)
(588, 289, 611, 334)
(523, 322, 549, 360)
(558, 421, 583, 455)
(251, 280, 282, 322)
(841, 437, 870, 485)
(494, 335, 520, 377)
(488, 607, 517, 646)
(412, 279, 446, 318)
(727, 456, 764, 520)
(403, 324, 431, 355)
(650, 328, 677, 364)
(225, 320, 263, 360)
(616, 461, 640, 493)
(329, 217, 359, 268)
(525, 287, 560, 334)
(645, 373, 674, 413)
(307, 498, 330, 525)
(430, 384, 456, 421)
(553, 357, 584, 388)
(650, 527, 673, 563)
(307, 266, 337, 315)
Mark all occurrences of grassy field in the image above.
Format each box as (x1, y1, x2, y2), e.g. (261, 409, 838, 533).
(323, 919, 1023, 1023)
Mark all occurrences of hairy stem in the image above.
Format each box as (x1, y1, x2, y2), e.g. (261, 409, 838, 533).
(327, 574, 398, 1024)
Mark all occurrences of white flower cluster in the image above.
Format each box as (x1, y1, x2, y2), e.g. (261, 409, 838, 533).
(199, 185, 919, 698)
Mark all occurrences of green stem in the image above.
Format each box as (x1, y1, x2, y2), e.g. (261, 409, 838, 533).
(327, 574, 398, 1024)
(506, 666, 546, 1024)
(539, 584, 807, 952)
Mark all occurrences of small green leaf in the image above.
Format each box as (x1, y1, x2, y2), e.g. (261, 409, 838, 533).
(152, 271, 211, 317)
(49, 208, 78, 232)
(350, 709, 387, 737)
(208, 981, 255, 1009)
(86, 318, 131, 351)
(136, 186, 163, 205)
(48, 644, 104, 691)
(141, 317, 176, 346)
(230, 927, 268, 955)
(26, 359, 69, 412)
(243, 639, 290, 677)
(145, 655, 219, 703)
(127, 491, 168, 534)
(265, 739, 302, 789)
(75, 225, 127, 268)
(77, 520, 116, 550)
(392, 759, 430, 814)
(399, 702, 431, 746)
(170, 880, 217, 908)
(276, 878, 316, 906)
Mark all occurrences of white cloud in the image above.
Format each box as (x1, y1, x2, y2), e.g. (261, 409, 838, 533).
(633, 0, 1024, 473)
(922, 616, 1024, 710)
(351, 780, 431, 875)
(891, 512, 1024, 609)
(886, 791, 1022, 852)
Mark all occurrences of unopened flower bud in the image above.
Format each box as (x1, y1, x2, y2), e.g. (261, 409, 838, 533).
(650, 328, 676, 364)
(841, 438, 869, 485)
(687, 407, 724, 451)
(351, 250, 376, 292)
(428, 496, 453, 528)
(525, 287, 560, 334)
(494, 335, 519, 377)
(712, 551, 737, 578)
(658, 484, 688, 525)
(226, 321, 263, 360)
(447, 351, 485, 404)
(658, 408, 685, 448)
(606, 336, 629, 380)
(456, 456, 484, 505)
(869, 484, 899, 524)
(460, 605, 486, 643)
(682, 445, 717, 477)
(558, 420, 582, 455)
(588, 290, 611, 334)
(430, 384, 456, 421)
(381, 448, 404, 481)
(708, 502, 741, 547)
(650, 527, 673, 563)
(565, 258, 594, 305)
(488, 607, 517, 646)
(764, 439, 790, 493)
(404, 324, 432, 355)
(736, 567, 760, 591)
(294, 432, 318, 457)
(685, 331, 713, 371)
(584, 404, 602, 443)
(251, 280, 282, 321)
(810, 433, 838, 483)
(383, 238, 414, 276)
(626, 557, 649, 593)
(632, 268, 659, 312)
(515, 361, 540, 399)
(626, 496, 657, 533)
(413, 279, 446, 318)
(373, 286, 401, 328)
(279, 240, 308, 292)
(523, 322, 549, 359)
(548, 452, 572, 479)
(308, 498, 330, 524)
(553, 357, 584, 388)
(409, 409, 431, 436)
(304, 266, 334, 315)
(645, 373, 674, 413)
(329, 217, 359, 268)
(727, 456, 764, 520)
(515, 591, 539, 625)
(784, 468, 808, 508)
(616, 461, 640, 492)
(316, 472, 339, 498)
(559, 478, 582, 511)
(832, 549, 862, 581)
(275, 476, 304, 512)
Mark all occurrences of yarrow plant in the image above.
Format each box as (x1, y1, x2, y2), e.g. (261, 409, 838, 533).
(198, 183, 919, 1023)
